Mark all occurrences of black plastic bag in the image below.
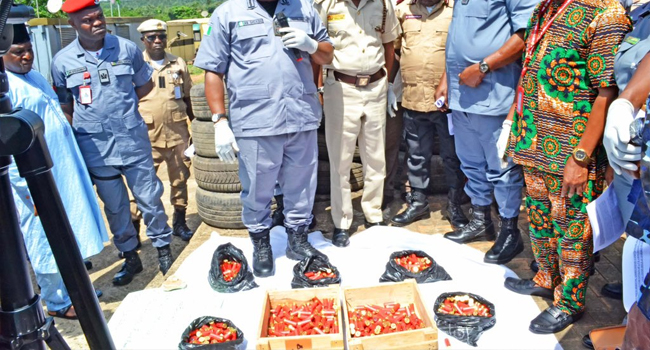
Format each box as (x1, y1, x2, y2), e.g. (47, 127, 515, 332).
(379, 250, 451, 284)
(178, 316, 244, 349)
(208, 243, 258, 293)
(433, 292, 496, 347)
(291, 256, 341, 288)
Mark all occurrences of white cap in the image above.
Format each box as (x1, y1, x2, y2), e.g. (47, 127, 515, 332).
(137, 19, 167, 33)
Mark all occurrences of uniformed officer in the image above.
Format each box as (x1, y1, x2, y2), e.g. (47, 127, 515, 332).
(131, 19, 194, 242)
(314, 0, 401, 247)
(389, 0, 467, 228)
(194, 0, 334, 277)
(51, 0, 175, 286)
(439, 0, 536, 264)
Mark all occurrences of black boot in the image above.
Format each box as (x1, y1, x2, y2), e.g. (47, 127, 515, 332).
(309, 213, 317, 230)
(443, 188, 469, 229)
(286, 226, 328, 261)
(271, 195, 285, 228)
(157, 245, 174, 275)
(444, 204, 495, 243)
(390, 191, 430, 226)
(172, 208, 194, 241)
(118, 220, 142, 259)
(484, 216, 524, 264)
(113, 249, 143, 286)
(251, 230, 275, 277)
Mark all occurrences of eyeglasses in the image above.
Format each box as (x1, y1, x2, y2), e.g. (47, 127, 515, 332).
(144, 34, 167, 42)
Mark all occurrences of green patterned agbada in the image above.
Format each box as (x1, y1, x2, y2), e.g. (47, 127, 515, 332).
(510, 0, 631, 316)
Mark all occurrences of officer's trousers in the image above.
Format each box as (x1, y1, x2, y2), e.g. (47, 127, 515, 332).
(324, 71, 387, 229)
(88, 155, 172, 252)
(404, 108, 465, 193)
(237, 130, 318, 234)
(130, 142, 192, 219)
(451, 110, 523, 218)
(383, 104, 404, 200)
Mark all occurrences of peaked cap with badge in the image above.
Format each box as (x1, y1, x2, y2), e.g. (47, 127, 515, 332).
(61, 0, 100, 14)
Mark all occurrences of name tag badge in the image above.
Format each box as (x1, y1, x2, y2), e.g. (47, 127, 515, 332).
(625, 36, 640, 45)
(80, 85, 92, 105)
(462, 0, 469, 4)
(98, 69, 110, 84)
(174, 85, 182, 100)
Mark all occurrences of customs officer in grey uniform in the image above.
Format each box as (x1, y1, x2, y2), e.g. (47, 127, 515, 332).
(194, 0, 334, 277)
(439, 0, 535, 264)
(51, 0, 174, 286)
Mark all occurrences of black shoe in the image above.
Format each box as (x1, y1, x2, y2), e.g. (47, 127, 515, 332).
(271, 195, 285, 228)
(444, 205, 495, 243)
(118, 220, 142, 259)
(157, 245, 174, 275)
(443, 188, 470, 229)
(601, 283, 622, 300)
(172, 208, 194, 241)
(332, 228, 350, 247)
(84, 259, 93, 270)
(251, 230, 274, 277)
(504, 277, 554, 299)
(582, 334, 594, 349)
(113, 249, 143, 286)
(484, 216, 524, 264)
(529, 306, 583, 334)
(391, 191, 430, 226)
(364, 220, 386, 229)
(286, 226, 328, 261)
(309, 214, 317, 231)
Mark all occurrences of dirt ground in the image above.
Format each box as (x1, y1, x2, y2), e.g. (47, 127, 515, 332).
(43, 155, 627, 349)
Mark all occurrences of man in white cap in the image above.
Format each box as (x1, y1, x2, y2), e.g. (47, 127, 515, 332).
(133, 19, 194, 242)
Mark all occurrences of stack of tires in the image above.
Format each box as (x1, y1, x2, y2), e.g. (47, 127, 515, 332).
(316, 131, 364, 195)
(190, 83, 248, 229)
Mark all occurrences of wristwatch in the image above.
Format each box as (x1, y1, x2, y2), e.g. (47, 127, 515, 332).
(211, 113, 228, 123)
(572, 148, 591, 167)
(479, 59, 490, 74)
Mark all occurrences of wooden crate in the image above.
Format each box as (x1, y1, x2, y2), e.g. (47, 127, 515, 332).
(342, 280, 438, 350)
(256, 286, 344, 350)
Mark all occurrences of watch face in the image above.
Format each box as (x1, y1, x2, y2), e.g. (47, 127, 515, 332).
(575, 150, 586, 160)
(479, 63, 489, 73)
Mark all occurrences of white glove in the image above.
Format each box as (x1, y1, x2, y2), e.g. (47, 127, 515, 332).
(279, 27, 318, 54)
(497, 120, 512, 160)
(387, 83, 398, 118)
(214, 121, 239, 163)
(604, 98, 642, 177)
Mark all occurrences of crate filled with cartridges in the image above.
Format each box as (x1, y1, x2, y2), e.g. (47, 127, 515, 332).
(256, 286, 344, 350)
(342, 280, 437, 350)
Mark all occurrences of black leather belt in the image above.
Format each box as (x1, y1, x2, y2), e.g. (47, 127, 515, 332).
(332, 69, 385, 87)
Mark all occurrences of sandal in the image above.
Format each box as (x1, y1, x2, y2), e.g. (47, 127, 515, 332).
(48, 304, 77, 320)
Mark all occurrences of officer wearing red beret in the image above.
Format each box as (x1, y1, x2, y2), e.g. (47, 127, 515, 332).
(51, 0, 176, 286)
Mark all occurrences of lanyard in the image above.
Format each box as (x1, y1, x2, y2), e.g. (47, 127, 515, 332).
(521, 0, 575, 77)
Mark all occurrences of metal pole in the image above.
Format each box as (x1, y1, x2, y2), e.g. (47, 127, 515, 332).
(34, 0, 39, 18)
(117, 2, 120, 17)
(110, 1, 113, 17)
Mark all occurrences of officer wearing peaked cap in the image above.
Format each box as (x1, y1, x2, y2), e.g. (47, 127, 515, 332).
(129, 19, 195, 242)
(51, 0, 176, 286)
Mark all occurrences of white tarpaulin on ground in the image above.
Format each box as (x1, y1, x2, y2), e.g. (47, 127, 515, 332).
(108, 227, 562, 350)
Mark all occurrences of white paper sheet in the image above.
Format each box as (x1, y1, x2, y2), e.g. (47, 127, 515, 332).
(588, 183, 626, 252)
(109, 227, 562, 350)
(622, 236, 650, 313)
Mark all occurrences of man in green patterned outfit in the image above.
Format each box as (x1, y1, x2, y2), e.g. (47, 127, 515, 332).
(503, 0, 631, 334)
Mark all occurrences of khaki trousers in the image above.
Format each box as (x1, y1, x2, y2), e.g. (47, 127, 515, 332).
(130, 142, 191, 219)
(324, 70, 387, 229)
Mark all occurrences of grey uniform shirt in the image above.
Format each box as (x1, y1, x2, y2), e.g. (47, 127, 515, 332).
(194, 0, 332, 138)
(51, 34, 153, 168)
(615, 7, 650, 92)
(445, 0, 537, 116)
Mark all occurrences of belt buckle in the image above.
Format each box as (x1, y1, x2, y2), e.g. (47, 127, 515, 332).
(355, 74, 371, 87)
